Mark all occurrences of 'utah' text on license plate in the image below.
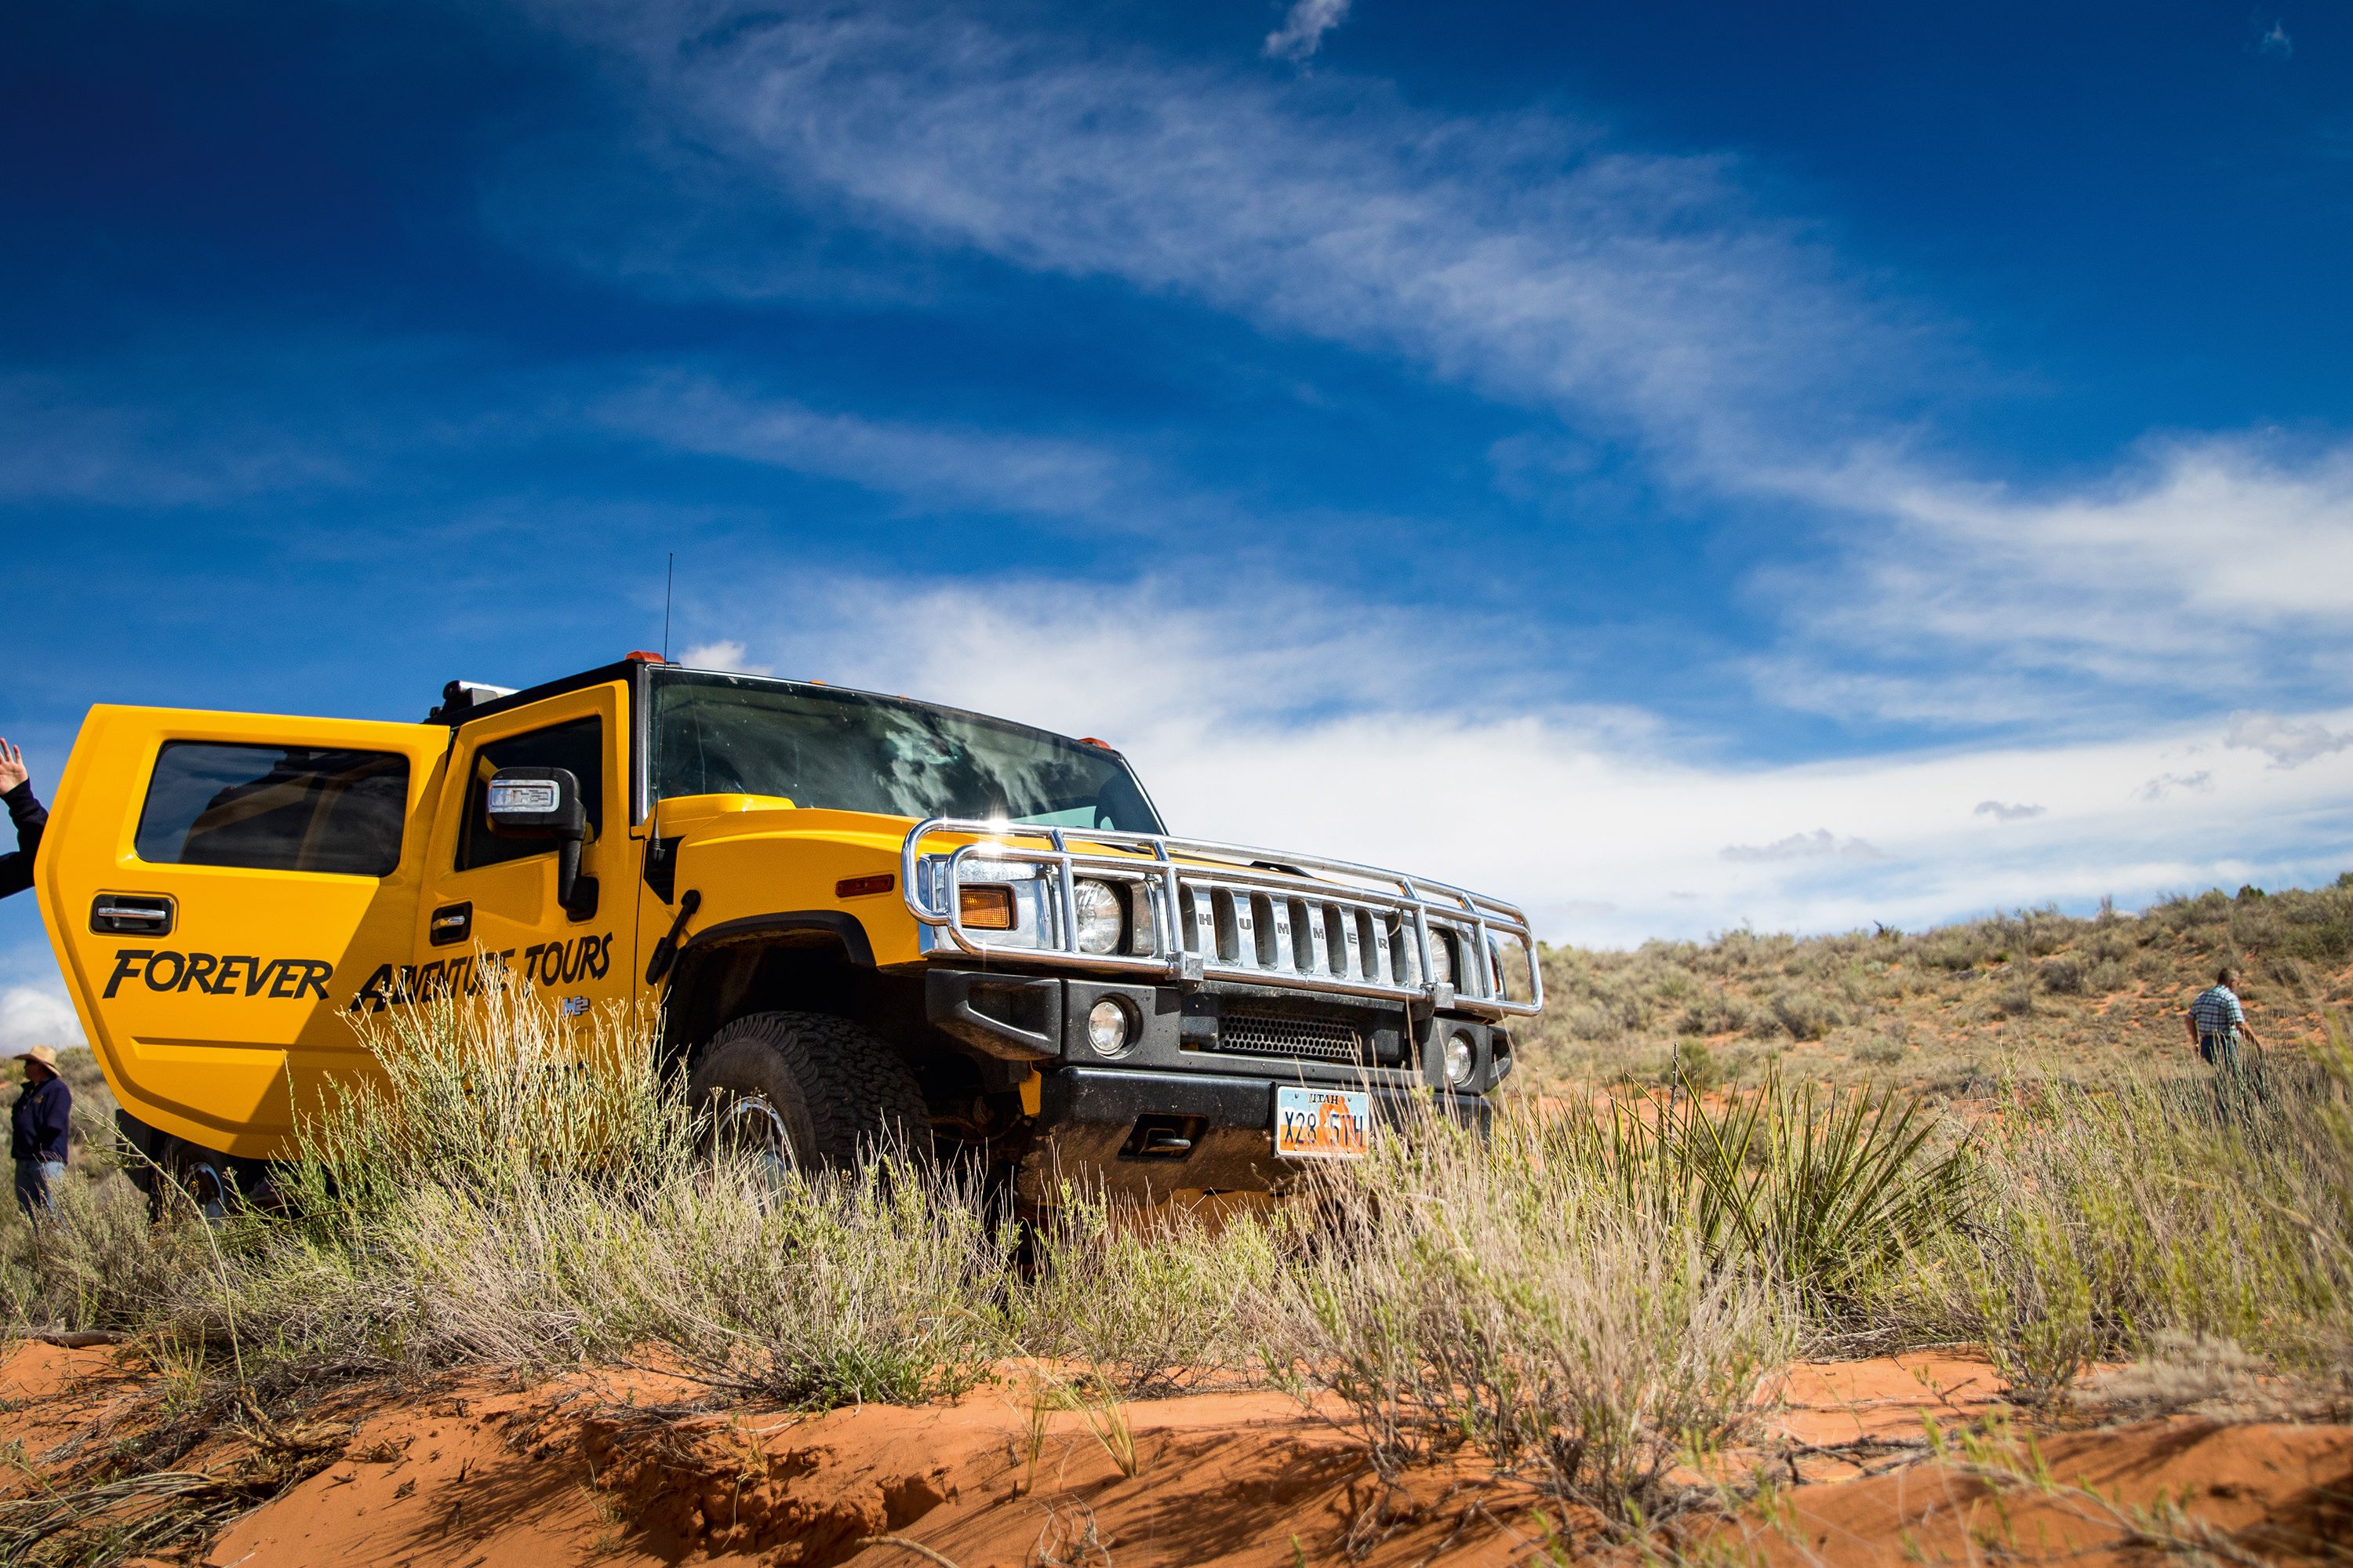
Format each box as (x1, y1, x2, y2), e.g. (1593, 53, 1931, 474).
(1272, 1085, 1372, 1160)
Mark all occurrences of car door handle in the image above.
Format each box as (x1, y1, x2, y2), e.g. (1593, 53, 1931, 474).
(91, 893, 176, 937)
(429, 902, 473, 947)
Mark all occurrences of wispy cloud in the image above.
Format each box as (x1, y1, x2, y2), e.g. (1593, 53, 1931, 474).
(595, 374, 1144, 522)
(2257, 20, 2293, 59)
(1264, 0, 1353, 63)
(1762, 437, 2353, 723)
(2137, 770, 2215, 802)
(528, 3, 2353, 733)
(530, 1, 1926, 481)
(0, 374, 359, 507)
(1974, 800, 2046, 822)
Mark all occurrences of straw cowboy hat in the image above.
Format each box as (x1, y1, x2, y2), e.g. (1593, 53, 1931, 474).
(11, 1045, 57, 1070)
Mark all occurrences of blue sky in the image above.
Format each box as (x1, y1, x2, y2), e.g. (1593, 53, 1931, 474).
(5, 1, 2352, 1042)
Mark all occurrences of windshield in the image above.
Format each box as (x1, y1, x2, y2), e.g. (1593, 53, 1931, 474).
(650, 671, 1165, 833)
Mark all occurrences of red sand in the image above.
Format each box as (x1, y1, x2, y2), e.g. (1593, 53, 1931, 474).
(4, 1341, 2344, 1566)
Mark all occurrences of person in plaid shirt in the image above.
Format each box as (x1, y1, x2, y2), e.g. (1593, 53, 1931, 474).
(2183, 965, 2262, 1072)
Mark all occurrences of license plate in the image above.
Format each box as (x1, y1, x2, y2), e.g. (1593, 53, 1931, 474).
(1273, 1085, 1372, 1160)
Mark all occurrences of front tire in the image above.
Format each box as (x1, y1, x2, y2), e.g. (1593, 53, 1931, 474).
(686, 1010, 933, 1173)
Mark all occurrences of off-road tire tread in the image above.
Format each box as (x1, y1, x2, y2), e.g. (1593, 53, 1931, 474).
(690, 1010, 932, 1168)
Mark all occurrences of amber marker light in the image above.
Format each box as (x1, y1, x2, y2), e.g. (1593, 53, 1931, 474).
(959, 884, 1017, 929)
(835, 874, 895, 898)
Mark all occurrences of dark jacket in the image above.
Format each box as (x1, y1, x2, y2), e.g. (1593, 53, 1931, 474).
(0, 780, 45, 900)
(11, 1075, 69, 1164)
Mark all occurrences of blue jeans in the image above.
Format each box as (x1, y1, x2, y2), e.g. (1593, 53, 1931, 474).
(13, 1159, 64, 1220)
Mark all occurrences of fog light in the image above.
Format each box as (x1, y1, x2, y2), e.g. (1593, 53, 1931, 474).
(1443, 1031, 1476, 1086)
(1087, 999, 1133, 1057)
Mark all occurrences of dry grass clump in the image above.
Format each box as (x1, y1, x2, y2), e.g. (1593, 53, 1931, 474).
(1271, 1105, 1795, 1523)
(1894, 1026, 2353, 1403)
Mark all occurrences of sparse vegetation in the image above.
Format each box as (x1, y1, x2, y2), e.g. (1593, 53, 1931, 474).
(1518, 875, 2353, 1096)
(5, 874, 2351, 1551)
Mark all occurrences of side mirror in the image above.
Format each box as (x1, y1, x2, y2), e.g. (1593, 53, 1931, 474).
(485, 766, 598, 921)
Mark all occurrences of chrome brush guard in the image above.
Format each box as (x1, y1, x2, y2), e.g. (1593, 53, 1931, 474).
(898, 818, 1544, 1018)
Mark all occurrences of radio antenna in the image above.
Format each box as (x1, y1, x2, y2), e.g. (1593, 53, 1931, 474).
(663, 552, 675, 662)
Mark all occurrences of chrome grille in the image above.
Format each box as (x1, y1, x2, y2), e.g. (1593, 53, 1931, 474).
(1216, 1010, 1366, 1064)
(902, 817, 1544, 1017)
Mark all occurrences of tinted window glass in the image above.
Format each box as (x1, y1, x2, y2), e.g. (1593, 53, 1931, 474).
(458, 718, 604, 870)
(136, 743, 409, 875)
(652, 672, 1162, 832)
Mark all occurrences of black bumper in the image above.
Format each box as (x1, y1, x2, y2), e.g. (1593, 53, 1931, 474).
(922, 966, 1517, 1093)
(1014, 1066, 1486, 1206)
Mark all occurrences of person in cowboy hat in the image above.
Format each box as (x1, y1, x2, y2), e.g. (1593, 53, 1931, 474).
(11, 1045, 71, 1220)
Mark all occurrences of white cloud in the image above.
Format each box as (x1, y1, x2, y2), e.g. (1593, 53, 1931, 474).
(2226, 709, 2353, 769)
(1765, 438, 2353, 720)
(1974, 800, 2046, 821)
(2259, 20, 2293, 58)
(676, 638, 775, 675)
(1721, 830, 1886, 864)
(693, 573, 2353, 946)
(0, 983, 84, 1053)
(1264, 0, 1352, 63)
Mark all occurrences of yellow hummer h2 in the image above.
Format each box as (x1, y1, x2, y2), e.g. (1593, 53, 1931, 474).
(38, 654, 1543, 1206)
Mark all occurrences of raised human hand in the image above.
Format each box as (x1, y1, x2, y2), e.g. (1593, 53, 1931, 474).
(0, 739, 27, 795)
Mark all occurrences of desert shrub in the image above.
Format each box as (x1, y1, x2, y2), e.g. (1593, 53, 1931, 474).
(1853, 1037, 1906, 1067)
(1769, 987, 1846, 1041)
(1992, 981, 2035, 1017)
(1271, 1107, 1792, 1521)
(1915, 930, 1991, 972)
(13, 985, 1014, 1404)
(1678, 991, 1754, 1036)
(2038, 958, 2085, 995)
(2086, 959, 2129, 994)
(1577, 1066, 1978, 1322)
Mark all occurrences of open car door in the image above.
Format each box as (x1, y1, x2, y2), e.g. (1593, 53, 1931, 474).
(38, 705, 446, 1160)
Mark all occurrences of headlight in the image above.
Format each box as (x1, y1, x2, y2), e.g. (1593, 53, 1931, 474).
(1086, 998, 1134, 1057)
(1424, 929, 1454, 988)
(1443, 1031, 1476, 1087)
(1072, 879, 1123, 955)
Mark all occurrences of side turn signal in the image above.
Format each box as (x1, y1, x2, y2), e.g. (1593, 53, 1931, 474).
(959, 884, 1016, 930)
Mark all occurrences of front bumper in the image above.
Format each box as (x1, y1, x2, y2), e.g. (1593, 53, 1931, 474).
(922, 967, 1516, 1093)
(1016, 1066, 1487, 1206)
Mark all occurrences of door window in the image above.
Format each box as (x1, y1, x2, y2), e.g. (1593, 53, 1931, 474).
(456, 718, 605, 871)
(135, 743, 410, 876)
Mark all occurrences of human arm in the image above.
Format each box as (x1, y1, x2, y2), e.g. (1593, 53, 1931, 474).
(0, 740, 45, 900)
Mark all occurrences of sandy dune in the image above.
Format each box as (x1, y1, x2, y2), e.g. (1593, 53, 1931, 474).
(4, 1340, 2345, 1566)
